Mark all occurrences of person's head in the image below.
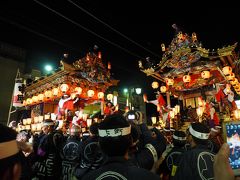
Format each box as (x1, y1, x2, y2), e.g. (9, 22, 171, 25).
(70, 125, 81, 137)
(41, 119, 54, 134)
(0, 124, 22, 180)
(16, 131, 29, 142)
(172, 130, 186, 147)
(187, 123, 210, 147)
(107, 102, 113, 107)
(98, 114, 132, 158)
(89, 123, 99, 136)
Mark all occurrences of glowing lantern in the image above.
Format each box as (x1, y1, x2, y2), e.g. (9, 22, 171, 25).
(227, 73, 235, 81)
(230, 78, 239, 86)
(27, 118, 32, 125)
(37, 123, 42, 131)
(161, 43, 165, 51)
(32, 96, 38, 103)
(234, 109, 240, 120)
(38, 116, 44, 123)
(175, 105, 180, 114)
(98, 92, 104, 99)
(108, 62, 111, 70)
(201, 71, 210, 79)
(166, 78, 174, 86)
(87, 119, 92, 127)
(45, 90, 53, 99)
(192, 32, 197, 41)
(23, 119, 27, 125)
(160, 86, 167, 93)
(31, 124, 37, 131)
(87, 90, 95, 98)
(38, 93, 44, 101)
(151, 117, 157, 124)
(222, 66, 232, 76)
(34, 116, 39, 123)
(75, 87, 82, 95)
(26, 98, 32, 105)
(152, 81, 159, 89)
(25, 125, 31, 130)
(52, 87, 59, 96)
(60, 84, 69, 93)
(71, 92, 76, 99)
(183, 75, 191, 83)
(235, 85, 240, 91)
(107, 94, 113, 101)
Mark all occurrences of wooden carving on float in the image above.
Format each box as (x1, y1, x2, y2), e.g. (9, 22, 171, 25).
(162, 32, 202, 69)
(73, 52, 111, 84)
(139, 24, 238, 93)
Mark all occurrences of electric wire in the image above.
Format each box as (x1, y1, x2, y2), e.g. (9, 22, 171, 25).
(33, 0, 145, 60)
(67, 0, 161, 58)
(0, 16, 80, 52)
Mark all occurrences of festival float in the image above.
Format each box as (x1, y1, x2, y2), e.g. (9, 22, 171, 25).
(19, 50, 119, 133)
(140, 25, 240, 130)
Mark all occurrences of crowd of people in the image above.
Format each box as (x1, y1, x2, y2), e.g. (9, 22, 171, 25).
(0, 112, 239, 180)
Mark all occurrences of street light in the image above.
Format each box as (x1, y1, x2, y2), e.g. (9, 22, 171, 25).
(45, 65, 53, 72)
(123, 88, 128, 93)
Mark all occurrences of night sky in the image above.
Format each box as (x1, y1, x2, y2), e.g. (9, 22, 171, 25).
(0, 1, 240, 106)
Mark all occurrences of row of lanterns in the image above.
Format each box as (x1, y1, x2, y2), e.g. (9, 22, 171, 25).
(151, 70, 211, 92)
(24, 83, 115, 106)
(223, 66, 240, 95)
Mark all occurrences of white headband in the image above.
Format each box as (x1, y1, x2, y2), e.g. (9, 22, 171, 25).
(211, 128, 219, 133)
(0, 140, 19, 159)
(98, 126, 131, 137)
(163, 128, 171, 132)
(42, 121, 54, 126)
(189, 125, 209, 140)
(173, 134, 187, 141)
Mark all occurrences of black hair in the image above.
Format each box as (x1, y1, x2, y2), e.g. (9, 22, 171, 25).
(190, 123, 210, 146)
(0, 123, 21, 179)
(173, 130, 186, 147)
(99, 114, 132, 157)
(89, 123, 99, 136)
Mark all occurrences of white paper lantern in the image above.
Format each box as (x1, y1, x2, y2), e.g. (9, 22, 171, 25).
(222, 66, 232, 76)
(166, 78, 174, 86)
(60, 84, 69, 93)
(38, 93, 44, 101)
(201, 71, 210, 79)
(32, 96, 38, 103)
(183, 75, 191, 83)
(152, 82, 159, 89)
(230, 78, 238, 86)
(107, 94, 113, 101)
(75, 87, 82, 95)
(227, 73, 235, 81)
(87, 90, 95, 97)
(98, 92, 104, 99)
(44, 90, 53, 99)
(52, 87, 59, 96)
(160, 86, 167, 93)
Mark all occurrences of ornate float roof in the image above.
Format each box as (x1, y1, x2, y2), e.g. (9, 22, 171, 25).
(25, 51, 119, 98)
(139, 27, 239, 93)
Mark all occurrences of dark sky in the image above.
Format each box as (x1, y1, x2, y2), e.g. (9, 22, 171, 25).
(0, 0, 240, 97)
